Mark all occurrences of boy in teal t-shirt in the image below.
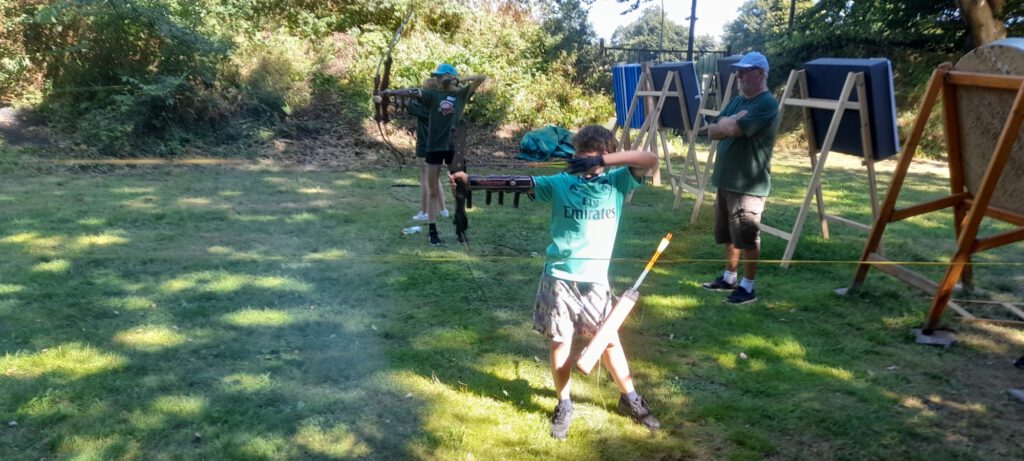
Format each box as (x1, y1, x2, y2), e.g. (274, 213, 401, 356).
(450, 125, 662, 440)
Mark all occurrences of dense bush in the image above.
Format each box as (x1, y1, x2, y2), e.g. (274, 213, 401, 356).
(1, 0, 615, 156)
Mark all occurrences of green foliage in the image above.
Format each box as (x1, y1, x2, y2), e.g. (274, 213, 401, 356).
(721, 0, 1024, 157)
(357, 4, 614, 129)
(0, 2, 40, 105)
(611, 6, 717, 55)
(2, 0, 616, 153)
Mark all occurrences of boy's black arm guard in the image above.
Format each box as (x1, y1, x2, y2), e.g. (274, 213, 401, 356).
(464, 175, 535, 208)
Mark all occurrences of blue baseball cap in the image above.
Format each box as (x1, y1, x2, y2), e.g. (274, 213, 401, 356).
(431, 63, 458, 77)
(731, 52, 769, 73)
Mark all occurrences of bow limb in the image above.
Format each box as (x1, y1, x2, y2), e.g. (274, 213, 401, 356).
(372, 7, 415, 166)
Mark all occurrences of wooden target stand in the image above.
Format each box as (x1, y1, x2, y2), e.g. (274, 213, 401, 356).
(614, 62, 695, 196)
(675, 71, 737, 223)
(838, 60, 1024, 342)
(763, 69, 884, 268)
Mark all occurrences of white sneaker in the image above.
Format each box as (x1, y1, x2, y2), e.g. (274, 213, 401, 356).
(412, 211, 428, 221)
(441, 209, 450, 218)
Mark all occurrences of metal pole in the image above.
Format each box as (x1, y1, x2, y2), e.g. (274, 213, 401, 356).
(659, 0, 665, 62)
(687, 0, 697, 61)
(788, 0, 796, 32)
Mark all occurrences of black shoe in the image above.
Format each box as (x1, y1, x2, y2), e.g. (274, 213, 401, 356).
(428, 232, 442, 246)
(725, 286, 756, 304)
(1014, 355, 1024, 369)
(550, 402, 574, 440)
(702, 276, 737, 292)
(617, 394, 660, 431)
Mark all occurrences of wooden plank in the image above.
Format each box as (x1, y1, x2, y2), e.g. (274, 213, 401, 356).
(973, 227, 1024, 253)
(848, 67, 947, 291)
(922, 79, 1024, 332)
(779, 73, 858, 267)
(759, 224, 793, 241)
(959, 317, 1024, 327)
(946, 300, 976, 320)
(782, 97, 862, 111)
(949, 299, 1024, 322)
(1001, 302, 1024, 321)
(966, 200, 1024, 226)
(824, 214, 871, 232)
(947, 70, 1024, 90)
(635, 90, 683, 97)
(890, 193, 967, 222)
(865, 253, 939, 296)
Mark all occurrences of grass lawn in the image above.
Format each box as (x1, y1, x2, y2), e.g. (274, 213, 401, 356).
(1, 149, 1023, 460)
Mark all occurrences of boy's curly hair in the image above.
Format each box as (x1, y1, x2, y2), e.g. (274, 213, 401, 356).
(573, 125, 618, 154)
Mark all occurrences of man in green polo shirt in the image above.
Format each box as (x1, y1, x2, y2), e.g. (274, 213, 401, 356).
(700, 51, 779, 304)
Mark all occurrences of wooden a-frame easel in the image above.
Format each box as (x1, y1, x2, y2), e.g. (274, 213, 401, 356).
(674, 71, 737, 223)
(614, 62, 696, 194)
(762, 69, 884, 268)
(838, 63, 1024, 334)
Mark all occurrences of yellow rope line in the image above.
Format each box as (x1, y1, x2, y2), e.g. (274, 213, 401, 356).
(1, 252, 1021, 267)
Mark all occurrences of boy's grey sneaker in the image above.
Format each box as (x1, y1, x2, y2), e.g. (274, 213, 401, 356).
(617, 394, 660, 431)
(428, 232, 442, 246)
(550, 402, 574, 440)
(725, 286, 756, 304)
(702, 276, 737, 292)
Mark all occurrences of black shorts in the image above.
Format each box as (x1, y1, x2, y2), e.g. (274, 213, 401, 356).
(714, 189, 765, 250)
(425, 150, 455, 166)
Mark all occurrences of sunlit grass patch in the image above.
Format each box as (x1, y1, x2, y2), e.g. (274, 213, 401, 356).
(113, 325, 187, 351)
(293, 421, 371, 457)
(222, 308, 294, 327)
(214, 433, 289, 459)
(1, 343, 126, 379)
(731, 334, 808, 359)
(111, 186, 156, 194)
(643, 293, 701, 317)
(220, 372, 275, 392)
(303, 249, 349, 260)
(286, 212, 318, 223)
(32, 259, 70, 273)
(119, 196, 158, 209)
(789, 360, 856, 381)
(410, 327, 479, 350)
(1, 231, 63, 255)
(102, 296, 156, 311)
(231, 214, 279, 222)
(0, 283, 24, 294)
(297, 187, 332, 194)
(159, 271, 310, 294)
(70, 232, 129, 250)
(152, 395, 206, 416)
(178, 196, 214, 206)
(76, 217, 107, 226)
(56, 434, 140, 460)
(205, 245, 267, 260)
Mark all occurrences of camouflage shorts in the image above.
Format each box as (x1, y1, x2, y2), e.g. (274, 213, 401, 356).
(533, 273, 613, 343)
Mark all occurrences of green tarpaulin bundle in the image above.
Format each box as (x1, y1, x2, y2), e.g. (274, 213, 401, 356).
(518, 125, 574, 162)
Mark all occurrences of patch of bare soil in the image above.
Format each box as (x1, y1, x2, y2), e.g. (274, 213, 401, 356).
(257, 95, 526, 171)
(0, 107, 51, 147)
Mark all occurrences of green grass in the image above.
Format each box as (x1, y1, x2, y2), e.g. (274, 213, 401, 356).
(1, 150, 1023, 460)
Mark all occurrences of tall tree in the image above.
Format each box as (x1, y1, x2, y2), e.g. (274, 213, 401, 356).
(611, 6, 691, 50)
(957, 0, 1007, 47)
